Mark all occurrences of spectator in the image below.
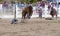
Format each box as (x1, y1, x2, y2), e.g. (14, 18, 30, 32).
(47, 2, 51, 15)
(2, 1, 8, 8)
(40, 1, 45, 8)
(36, 1, 41, 13)
(48, 2, 51, 10)
(39, 7, 42, 18)
(2, 1, 8, 15)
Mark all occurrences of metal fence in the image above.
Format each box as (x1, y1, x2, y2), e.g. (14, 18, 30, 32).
(0, 4, 60, 18)
(0, 4, 15, 18)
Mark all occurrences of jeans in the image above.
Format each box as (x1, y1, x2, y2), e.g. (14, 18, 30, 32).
(39, 12, 42, 18)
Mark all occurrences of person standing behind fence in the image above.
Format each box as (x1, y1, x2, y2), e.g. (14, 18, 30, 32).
(36, 1, 42, 18)
(40, 1, 45, 8)
(47, 2, 51, 15)
(39, 7, 42, 18)
(36, 1, 40, 13)
(2, 1, 8, 15)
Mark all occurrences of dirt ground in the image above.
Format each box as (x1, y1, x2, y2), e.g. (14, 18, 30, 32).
(0, 18, 60, 36)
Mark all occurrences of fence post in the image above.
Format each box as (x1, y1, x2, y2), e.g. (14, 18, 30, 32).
(14, 3, 16, 19)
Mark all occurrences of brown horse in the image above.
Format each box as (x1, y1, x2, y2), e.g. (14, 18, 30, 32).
(22, 6, 33, 19)
(50, 7, 57, 19)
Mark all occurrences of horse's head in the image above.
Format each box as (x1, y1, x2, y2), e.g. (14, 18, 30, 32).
(25, 6, 33, 12)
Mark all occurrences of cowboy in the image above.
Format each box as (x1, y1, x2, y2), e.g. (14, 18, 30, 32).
(11, 18, 18, 24)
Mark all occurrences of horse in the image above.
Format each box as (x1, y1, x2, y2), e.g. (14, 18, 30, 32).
(22, 5, 33, 19)
(50, 7, 57, 19)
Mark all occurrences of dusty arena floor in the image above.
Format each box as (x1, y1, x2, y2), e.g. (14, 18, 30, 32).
(0, 18, 60, 36)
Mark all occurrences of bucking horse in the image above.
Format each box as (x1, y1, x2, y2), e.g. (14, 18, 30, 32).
(50, 7, 57, 19)
(22, 5, 33, 19)
(21, 5, 33, 22)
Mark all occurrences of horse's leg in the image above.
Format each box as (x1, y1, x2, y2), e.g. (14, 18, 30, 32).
(52, 15, 54, 18)
(21, 11, 27, 23)
(22, 11, 26, 19)
(23, 15, 26, 19)
(21, 11, 25, 23)
(22, 14, 23, 19)
(21, 15, 25, 23)
(56, 14, 57, 19)
(27, 13, 30, 19)
(52, 14, 54, 20)
(21, 15, 24, 23)
(28, 11, 33, 19)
